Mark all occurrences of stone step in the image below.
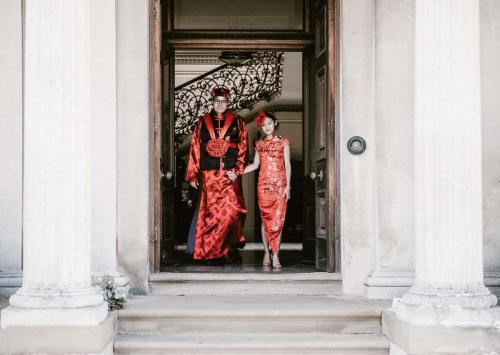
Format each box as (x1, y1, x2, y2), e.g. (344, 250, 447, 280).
(118, 295, 384, 335)
(114, 333, 390, 355)
(149, 272, 342, 296)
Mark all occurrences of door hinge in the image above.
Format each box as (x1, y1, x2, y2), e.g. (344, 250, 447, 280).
(154, 225, 159, 242)
(152, 4, 160, 21)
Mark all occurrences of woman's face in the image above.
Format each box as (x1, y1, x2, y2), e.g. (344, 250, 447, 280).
(261, 117, 277, 136)
(212, 96, 228, 115)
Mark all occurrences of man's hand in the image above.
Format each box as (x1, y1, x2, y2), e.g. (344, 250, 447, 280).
(190, 181, 199, 189)
(227, 172, 238, 182)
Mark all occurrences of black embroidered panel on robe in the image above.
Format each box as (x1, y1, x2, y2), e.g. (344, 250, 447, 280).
(199, 112, 243, 171)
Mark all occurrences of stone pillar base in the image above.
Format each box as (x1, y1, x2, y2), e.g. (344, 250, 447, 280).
(383, 309, 500, 354)
(364, 271, 414, 299)
(1, 302, 108, 327)
(393, 285, 498, 327)
(8, 285, 105, 309)
(365, 272, 500, 300)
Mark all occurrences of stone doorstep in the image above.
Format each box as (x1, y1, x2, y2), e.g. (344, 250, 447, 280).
(149, 272, 342, 282)
(0, 312, 116, 354)
(149, 281, 342, 296)
(149, 272, 343, 296)
(118, 315, 381, 337)
(119, 295, 385, 318)
(382, 309, 500, 354)
(117, 295, 386, 336)
(114, 333, 390, 355)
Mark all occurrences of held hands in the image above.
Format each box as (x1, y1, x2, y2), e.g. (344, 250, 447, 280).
(190, 181, 199, 189)
(285, 187, 291, 200)
(227, 171, 238, 182)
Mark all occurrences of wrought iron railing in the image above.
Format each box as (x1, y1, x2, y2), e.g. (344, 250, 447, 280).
(174, 52, 284, 141)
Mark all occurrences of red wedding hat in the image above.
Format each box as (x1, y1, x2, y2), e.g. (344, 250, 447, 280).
(255, 111, 277, 127)
(255, 111, 266, 127)
(210, 86, 231, 98)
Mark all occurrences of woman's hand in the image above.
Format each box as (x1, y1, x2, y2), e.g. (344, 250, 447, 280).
(227, 172, 238, 182)
(285, 187, 291, 200)
(190, 181, 199, 189)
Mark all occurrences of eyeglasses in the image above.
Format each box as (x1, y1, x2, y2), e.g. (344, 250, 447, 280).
(213, 99, 229, 105)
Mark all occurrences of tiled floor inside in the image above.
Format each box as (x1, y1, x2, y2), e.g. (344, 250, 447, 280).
(163, 242, 319, 273)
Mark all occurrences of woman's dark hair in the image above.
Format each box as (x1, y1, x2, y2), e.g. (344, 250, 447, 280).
(256, 111, 279, 139)
(256, 111, 279, 128)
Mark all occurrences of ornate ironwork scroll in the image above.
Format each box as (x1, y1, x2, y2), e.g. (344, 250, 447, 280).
(174, 52, 284, 141)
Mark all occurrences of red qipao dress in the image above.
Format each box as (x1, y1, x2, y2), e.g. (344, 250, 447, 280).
(255, 135, 289, 253)
(185, 110, 248, 260)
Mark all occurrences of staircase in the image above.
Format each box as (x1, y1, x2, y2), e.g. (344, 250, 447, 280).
(114, 274, 390, 354)
(175, 51, 284, 142)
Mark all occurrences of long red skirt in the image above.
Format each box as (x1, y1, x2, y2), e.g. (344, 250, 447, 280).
(192, 170, 246, 260)
(257, 184, 287, 253)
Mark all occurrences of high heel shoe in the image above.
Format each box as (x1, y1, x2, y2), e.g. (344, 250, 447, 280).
(262, 251, 271, 267)
(272, 252, 282, 269)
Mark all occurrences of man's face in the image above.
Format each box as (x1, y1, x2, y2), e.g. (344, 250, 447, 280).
(212, 96, 229, 115)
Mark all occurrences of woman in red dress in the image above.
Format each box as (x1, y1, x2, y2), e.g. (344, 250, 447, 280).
(185, 87, 248, 263)
(231, 111, 291, 269)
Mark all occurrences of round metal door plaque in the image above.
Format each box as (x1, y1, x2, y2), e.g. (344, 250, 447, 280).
(347, 136, 366, 155)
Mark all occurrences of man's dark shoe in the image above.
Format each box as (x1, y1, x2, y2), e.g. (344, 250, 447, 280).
(205, 257, 225, 266)
(226, 249, 243, 265)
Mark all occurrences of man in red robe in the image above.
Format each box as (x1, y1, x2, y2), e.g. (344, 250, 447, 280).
(185, 86, 248, 263)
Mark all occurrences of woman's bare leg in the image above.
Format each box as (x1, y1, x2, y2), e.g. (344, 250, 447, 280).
(261, 224, 271, 266)
(261, 224, 270, 252)
(272, 233, 282, 269)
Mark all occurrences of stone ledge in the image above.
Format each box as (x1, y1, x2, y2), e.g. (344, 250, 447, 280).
(364, 272, 500, 300)
(0, 274, 23, 298)
(0, 311, 116, 354)
(382, 309, 500, 354)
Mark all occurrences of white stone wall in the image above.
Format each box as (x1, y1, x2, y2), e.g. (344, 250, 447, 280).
(0, 1, 23, 277)
(340, 0, 378, 295)
(116, 0, 150, 293)
(363, 1, 415, 299)
(374, 0, 414, 274)
(481, 0, 500, 278)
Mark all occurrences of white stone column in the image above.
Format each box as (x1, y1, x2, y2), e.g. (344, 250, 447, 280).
(89, 0, 130, 301)
(1, 0, 107, 327)
(394, 0, 498, 326)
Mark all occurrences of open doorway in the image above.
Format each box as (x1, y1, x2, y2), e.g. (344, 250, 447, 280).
(149, 0, 338, 274)
(163, 50, 308, 271)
